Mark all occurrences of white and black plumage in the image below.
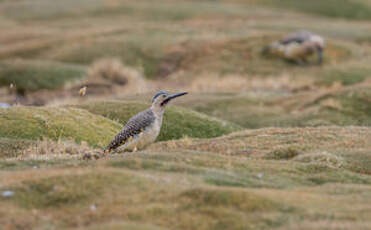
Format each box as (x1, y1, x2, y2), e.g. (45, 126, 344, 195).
(104, 91, 188, 153)
(263, 30, 326, 65)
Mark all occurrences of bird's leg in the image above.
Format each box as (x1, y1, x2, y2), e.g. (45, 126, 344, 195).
(301, 57, 309, 64)
(82, 150, 105, 160)
(103, 148, 110, 154)
(294, 59, 306, 66)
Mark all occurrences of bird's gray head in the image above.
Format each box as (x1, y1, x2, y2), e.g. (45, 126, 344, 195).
(151, 91, 188, 112)
(309, 35, 325, 64)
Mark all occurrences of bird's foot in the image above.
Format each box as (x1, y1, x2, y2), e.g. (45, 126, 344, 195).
(82, 151, 105, 160)
(295, 59, 306, 66)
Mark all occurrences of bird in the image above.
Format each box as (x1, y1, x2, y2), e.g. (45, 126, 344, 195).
(262, 30, 325, 65)
(104, 91, 188, 153)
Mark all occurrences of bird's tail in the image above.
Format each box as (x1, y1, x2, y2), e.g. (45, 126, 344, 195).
(261, 44, 272, 56)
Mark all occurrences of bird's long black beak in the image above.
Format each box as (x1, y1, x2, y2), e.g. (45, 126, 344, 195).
(161, 92, 188, 106)
(317, 47, 323, 64)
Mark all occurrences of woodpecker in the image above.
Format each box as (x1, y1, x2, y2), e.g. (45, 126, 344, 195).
(262, 31, 325, 65)
(105, 91, 188, 153)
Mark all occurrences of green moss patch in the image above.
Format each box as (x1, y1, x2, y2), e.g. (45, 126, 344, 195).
(72, 101, 241, 141)
(0, 106, 121, 147)
(0, 59, 86, 93)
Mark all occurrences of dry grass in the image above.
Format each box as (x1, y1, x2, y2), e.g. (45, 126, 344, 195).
(86, 58, 129, 85)
(82, 57, 148, 96)
(19, 139, 96, 160)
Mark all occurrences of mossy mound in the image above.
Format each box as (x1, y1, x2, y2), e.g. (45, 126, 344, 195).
(72, 101, 242, 141)
(0, 106, 121, 147)
(0, 59, 86, 93)
(181, 86, 371, 128)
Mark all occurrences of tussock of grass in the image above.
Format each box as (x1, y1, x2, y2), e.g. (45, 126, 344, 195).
(72, 101, 241, 141)
(0, 106, 121, 147)
(84, 58, 147, 94)
(21, 139, 95, 157)
(0, 59, 86, 93)
(86, 58, 129, 85)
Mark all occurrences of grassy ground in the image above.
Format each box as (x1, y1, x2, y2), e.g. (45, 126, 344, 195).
(0, 0, 371, 229)
(1, 127, 370, 230)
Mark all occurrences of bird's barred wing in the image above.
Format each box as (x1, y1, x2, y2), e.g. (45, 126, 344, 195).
(105, 109, 155, 152)
(280, 31, 312, 45)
